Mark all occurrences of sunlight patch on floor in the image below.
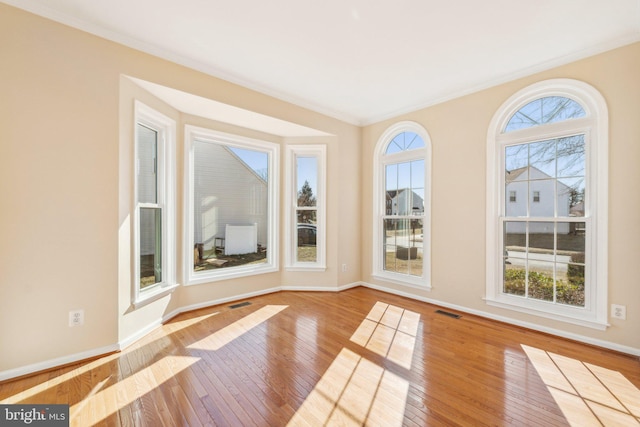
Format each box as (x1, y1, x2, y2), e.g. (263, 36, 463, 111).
(188, 305, 288, 351)
(522, 344, 640, 426)
(287, 348, 409, 427)
(289, 301, 419, 426)
(350, 301, 420, 369)
(0, 352, 121, 405)
(70, 355, 199, 426)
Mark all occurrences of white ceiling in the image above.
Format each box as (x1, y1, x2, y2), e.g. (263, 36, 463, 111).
(5, 0, 640, 125)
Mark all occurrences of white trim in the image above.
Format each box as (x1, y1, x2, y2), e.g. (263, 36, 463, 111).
(183, 125, 279, 285)
(118, 319, 164, 351)
(162, 286, 284, 323)
(372, 121, 432, 289)
(133, 101, 177, 305)
(132, 283, 179, 309)
(359, 282, 639, 357)
(284, 144, 327, 270)
(486, 79, 608, 328)
(0, 343, 120, 382)
(280, 282, 361, 292)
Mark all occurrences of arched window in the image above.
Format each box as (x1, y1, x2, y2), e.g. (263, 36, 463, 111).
(373, 122, 431, 288)
(486, 79, 608, 329)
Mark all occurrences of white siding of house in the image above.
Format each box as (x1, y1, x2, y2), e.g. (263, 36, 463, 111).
(505, 167, 570, 234)
(194, 142, 268, 252)
(390, 189, 424, 215)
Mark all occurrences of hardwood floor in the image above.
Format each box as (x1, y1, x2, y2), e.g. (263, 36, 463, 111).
(1, 287, 639, 426)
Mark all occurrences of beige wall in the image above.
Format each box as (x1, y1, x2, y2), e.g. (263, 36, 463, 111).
(362, 42, 640, 352)
(0, 4, 361, 376)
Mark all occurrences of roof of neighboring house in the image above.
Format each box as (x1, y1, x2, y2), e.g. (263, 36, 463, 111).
(505, 166, 528, 183)
(505, 166, 572, 191)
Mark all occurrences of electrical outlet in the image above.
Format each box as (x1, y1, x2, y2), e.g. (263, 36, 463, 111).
(611, 304, 626, 320)
(342, 264, 347, 272)
(69, 309, 84, 327)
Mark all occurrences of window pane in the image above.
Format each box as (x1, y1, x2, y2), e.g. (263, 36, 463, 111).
(384, 219, 398, 272)
(529, 180, 554, 217)
(504, 261, 526, 296)
(504, 221, 533, 298)
(557, 135, 585, 178)
(505, 144, 529, 181)
(504, 221, 526, 260)
(557, 177, 581, 217)
(137, 124, 158, 204)
(397, 161, 411, 189)
(193, 141, 268, 272)
(506, 186, 526, 217)
(528, 222, 554, 255)
(529, 140, 556, 178)
(297, 156, 317, 207)
(505, 96, 586, 132)
(558, 263, 585, 307)
(412, 188, 425, 215)
(385, 132, 425, 154)
(296, 210, 317, 263)
(557, 223, 585, 262)
(383, 218, 423, 276)
(383, 218, 397, 247)
(140, 207, 162, 288)
(528, 261, 555, 302)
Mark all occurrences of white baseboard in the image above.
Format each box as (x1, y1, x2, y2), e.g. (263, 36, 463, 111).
(161, 286, 283, 324)
(0, 343, 120, 382)
(361, 281, 640, 357)
(165, 283, 362, 322)
(118, 319, 164, 351)
(281, 282, 361, 292)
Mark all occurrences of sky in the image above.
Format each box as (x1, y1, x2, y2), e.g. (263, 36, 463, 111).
(230, 147, 318, 195)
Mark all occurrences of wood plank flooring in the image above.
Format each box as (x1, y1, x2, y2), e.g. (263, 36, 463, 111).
(1, 287, 639, 426)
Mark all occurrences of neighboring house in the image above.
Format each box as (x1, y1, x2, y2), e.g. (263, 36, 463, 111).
(386, 189, 424, 216)
(505, 166, 572, 234)
(194, 143, 268, 252)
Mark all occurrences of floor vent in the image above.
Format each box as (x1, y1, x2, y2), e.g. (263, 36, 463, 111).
(435, 309, 461, 319)
(229, 301, 251, 309)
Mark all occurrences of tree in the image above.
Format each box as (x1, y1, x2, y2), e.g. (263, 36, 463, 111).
(297, 180, 316, 207)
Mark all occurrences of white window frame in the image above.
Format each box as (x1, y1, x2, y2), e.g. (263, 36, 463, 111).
(486, 79, 608, 330)
(184, 125, 279, 285)
(285, 144, 326, 271)
(133, 101, 177, 306)
(373, 121, 432, 289)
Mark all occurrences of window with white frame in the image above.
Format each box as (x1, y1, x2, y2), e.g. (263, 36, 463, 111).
(486, 79, 608, 329)
(185, 125, 279, 284)
(285, 145, 326, 270)
(373, 122, 431, 288)
(134, 102, 176, 303)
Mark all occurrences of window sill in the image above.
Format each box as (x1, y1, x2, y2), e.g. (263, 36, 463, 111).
(285, 264, 326, 272)
(372, 272, 431, 290)
(186, 264, 278, 286)
(133, 283, 179, 309)
(484, 296, 608, 331)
